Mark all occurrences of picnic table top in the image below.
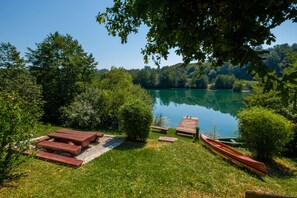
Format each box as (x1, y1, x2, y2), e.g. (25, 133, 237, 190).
(48, 129, 97, 147)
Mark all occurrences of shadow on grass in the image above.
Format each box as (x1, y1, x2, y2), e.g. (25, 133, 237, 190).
(266, 159, 296, 178)
(114, 140, 146, 151)
(0, 172, 27, 188)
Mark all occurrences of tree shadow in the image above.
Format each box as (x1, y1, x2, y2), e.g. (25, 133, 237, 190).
(114, 140, 146, 151)
(0, 172, 27, 188)
(265, 159, 296, 178)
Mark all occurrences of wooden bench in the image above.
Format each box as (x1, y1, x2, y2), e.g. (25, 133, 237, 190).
(36, 152, 83, 167)
(151, 126, 168, 134)
(37, 141, 82, 155)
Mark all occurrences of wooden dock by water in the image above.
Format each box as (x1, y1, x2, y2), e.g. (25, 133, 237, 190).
(176, 116, 198, 137)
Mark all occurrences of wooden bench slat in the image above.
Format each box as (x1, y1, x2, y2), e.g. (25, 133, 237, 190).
(36, 152, 83, 166)
(48, 133, 95, 147)
(37, 141, 82, 155)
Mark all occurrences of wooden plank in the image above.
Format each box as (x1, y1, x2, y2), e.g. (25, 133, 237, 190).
(34, 136, 50, 144)
(158, 136, 178, 142)
(48, 132, 95, 147)
(97, 132, 104, 137)
(37, 141, 82, 155)
(55, 129, 97, 142)
(176, 132, 195, 138)
(151, 126, 168, 133)
(176, 127, 196, 134)
(245, 190, 291, 198)
(36, 152, 83, 166)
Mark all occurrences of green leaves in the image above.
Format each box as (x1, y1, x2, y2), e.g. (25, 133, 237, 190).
(27, 32, 97, 123)
(0, 93, 39, 184)
(238, 107, 294, 159)
(98, 0, 297, 88)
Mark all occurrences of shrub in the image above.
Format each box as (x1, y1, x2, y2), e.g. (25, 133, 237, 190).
(60, 88, 112, 129)
(0, 93, 39, 184)
(237, 107, 294, 159)
(119, 100, 153, 142)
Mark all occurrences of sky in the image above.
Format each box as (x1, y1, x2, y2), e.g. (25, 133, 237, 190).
(1, 0, 297, 70)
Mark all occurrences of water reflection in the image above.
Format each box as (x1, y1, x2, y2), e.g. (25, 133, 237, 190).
(148, 89, 250, 137)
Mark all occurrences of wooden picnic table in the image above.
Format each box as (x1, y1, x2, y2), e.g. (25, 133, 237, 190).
(48, 129, 97, 147)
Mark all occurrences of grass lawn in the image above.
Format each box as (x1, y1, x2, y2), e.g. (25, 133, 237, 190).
(0, 127, 296, 198)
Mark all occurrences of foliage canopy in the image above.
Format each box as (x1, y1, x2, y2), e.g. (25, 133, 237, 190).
(61, 68, 152, 130)
(98, 1, 297, 76)
(0, 93, 39, 184)
(27, 32, 97, 123)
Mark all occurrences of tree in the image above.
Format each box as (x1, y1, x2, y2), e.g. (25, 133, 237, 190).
(214, 75, 235, 89)
(27, 32, 97, 123)
(0, 42, 43, 119)
(191, 74, 208, 89)
(97, 1, 297, 78)
(61, 68, 152, 129)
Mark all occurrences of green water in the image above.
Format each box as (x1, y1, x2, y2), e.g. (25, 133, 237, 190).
(148, 89, 251, 137)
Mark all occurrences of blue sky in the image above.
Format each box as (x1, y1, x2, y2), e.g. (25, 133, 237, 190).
(1, 0, 296, 70)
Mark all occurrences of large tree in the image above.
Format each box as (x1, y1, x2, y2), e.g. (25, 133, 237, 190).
(27, 32, 97, 123)
(97, 1, 297, 78)
(0, 42, 43, 119)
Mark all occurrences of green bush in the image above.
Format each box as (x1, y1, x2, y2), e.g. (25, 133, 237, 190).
(119, 100, 153, 142)
(0, 93, 39, 184)
(238, 107, 294, 159)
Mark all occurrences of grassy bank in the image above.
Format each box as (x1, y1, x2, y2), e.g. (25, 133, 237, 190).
(0, 128, 296, 197)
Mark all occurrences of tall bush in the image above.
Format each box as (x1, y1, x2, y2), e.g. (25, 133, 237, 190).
(0, 93, 38, 184)
(119, 100, 153, 142)
(238, 107, 294, 159)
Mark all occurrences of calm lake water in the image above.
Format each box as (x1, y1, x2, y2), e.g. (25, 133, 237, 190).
(148, 89, 251, 137)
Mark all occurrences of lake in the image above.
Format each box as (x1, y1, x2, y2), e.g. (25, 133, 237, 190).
(148, 89, 251, 137)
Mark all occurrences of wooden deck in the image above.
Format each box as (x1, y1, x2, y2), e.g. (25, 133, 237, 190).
(36, 129, 104, 166)
(176, 116, 198, 137)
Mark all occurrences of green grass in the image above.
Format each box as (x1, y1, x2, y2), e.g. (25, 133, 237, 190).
(0, 128, 297, 197)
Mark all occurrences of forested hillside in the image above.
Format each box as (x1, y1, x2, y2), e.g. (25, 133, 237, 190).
(106, 43, 297, 89)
